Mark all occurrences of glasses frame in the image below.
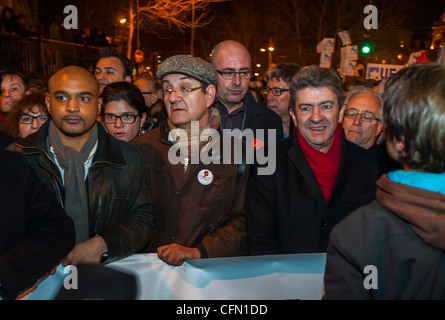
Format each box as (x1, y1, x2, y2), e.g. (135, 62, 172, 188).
(18, 114, 49, 125)
(343, 109, 381, 123)
(162, 86, 203, 97)
(102, 113, 140, 124)
(262, 87, 290, 96)
(216, 69, 253, 80)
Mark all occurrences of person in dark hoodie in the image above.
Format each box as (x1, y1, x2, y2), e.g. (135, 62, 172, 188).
(322, 63, 445, 300)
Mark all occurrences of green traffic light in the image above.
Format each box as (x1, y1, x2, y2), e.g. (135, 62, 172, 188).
(361, 36, 372, 54)
(362, 46, 371, 54)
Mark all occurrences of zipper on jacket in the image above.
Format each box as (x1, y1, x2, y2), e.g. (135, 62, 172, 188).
(22, 145, 66, 209)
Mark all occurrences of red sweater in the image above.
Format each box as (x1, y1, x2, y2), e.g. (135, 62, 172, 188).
(297, 126, 342, 201)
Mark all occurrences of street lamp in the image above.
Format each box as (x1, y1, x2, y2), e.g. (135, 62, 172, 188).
(268, 45, 274, 69)
(120, 18, 126, 24)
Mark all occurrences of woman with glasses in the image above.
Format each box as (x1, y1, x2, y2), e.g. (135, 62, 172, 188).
(100, 82, 150, 143)
(3, 92, 49, 139)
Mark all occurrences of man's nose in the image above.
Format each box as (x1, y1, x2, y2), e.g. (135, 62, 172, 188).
(168, 90, 182, 103)
(2, 88, 11, 97)
(66, 99, 79, 112)
(352, 114, 363, 126)
(232, 73, 242, 86)
(310, 106, 322, 122)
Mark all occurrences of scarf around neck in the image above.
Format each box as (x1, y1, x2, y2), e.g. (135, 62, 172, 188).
(169, 106, 221, 158)
(48, 121, 98, 243)
(297, 126, 342, 201)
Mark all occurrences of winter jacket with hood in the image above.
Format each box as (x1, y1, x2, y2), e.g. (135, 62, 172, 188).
(322, 173, 445, 300)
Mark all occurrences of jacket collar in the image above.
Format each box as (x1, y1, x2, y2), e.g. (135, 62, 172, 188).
(16, 121, 126, 167)
(286, 127, 347, 205)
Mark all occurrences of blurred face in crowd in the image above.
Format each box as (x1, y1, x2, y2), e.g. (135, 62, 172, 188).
(341, 93, 383, 149)
(1, 74, 29, 112)
(212, 40, 252, 111)
(46, 66, 101, 149)
(290, 86, 343, 153)
(134, 78, 160, 108)
(102, 100, 147, 142)
(162, 73, 215, 130)
(95, 57, 131, 93)
(18, 105, 49, 138)
(266, 78, 291, 121)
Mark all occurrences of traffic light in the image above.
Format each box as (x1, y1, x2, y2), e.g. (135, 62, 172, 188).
(361, 34, 372, 54)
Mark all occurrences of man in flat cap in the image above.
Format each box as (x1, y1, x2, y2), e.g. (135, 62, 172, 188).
(133, 55, 249, 266)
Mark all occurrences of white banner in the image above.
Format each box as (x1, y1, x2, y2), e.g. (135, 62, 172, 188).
(24, 253, 326, 300)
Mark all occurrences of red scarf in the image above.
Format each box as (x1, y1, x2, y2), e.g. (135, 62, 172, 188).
(297, 126, 342, 201)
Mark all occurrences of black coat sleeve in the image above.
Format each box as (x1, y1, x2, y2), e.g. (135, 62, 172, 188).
(245, 162, 281, 255)
(0, 150, 75, 299)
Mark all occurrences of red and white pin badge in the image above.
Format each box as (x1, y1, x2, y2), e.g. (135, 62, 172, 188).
(198, 169, 213, 185)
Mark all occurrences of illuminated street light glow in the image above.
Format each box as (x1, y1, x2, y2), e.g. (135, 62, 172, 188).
(268, 47, 275, 52)
(260, 48, 266, 52)
(120, 18, 127, 23)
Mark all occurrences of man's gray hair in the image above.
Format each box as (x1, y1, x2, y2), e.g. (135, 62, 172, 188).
(343, 85, 384, 120)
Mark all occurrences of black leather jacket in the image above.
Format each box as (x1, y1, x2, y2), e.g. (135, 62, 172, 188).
(8, 122, 156, 262)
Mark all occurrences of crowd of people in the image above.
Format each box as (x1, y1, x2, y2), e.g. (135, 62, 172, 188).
(0, 39, 445, 300)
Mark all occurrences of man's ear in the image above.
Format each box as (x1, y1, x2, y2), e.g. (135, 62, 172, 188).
(206, 84, 216, 109)
(97, 97, 103, 116)
(45, 94, 51, 114)
(289, 107, 297, 127)
(396, 136, 405, 153)
(376, 121, 384, 137)
(124, 75, 132, 83)
(338, 104, 346, 124)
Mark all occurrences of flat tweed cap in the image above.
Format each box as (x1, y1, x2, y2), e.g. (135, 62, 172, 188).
(157, 55, 218, 86)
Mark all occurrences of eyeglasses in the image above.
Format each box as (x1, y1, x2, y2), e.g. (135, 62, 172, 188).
(18, 114, 49, 125)
(262, 87, 290, 96)
(343, 109, 381, 123)
(162, 86, 202, 98)
(216, 70, 253, 80)
(103, 113, 140, 124)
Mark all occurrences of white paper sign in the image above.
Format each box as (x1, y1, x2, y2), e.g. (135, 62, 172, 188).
(340, 60, 357, 76)
(340, 45, 358, 61)
(316, 38, 335, 53)
(338, 30, 351, 46)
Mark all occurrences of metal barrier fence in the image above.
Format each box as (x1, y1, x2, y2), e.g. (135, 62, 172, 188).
(0, 33, 100, 76)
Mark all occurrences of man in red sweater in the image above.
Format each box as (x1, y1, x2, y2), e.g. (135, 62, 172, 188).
(246, 65, 381, 255)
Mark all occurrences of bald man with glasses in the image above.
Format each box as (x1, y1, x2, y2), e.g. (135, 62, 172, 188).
(211, 40, 283, 145)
